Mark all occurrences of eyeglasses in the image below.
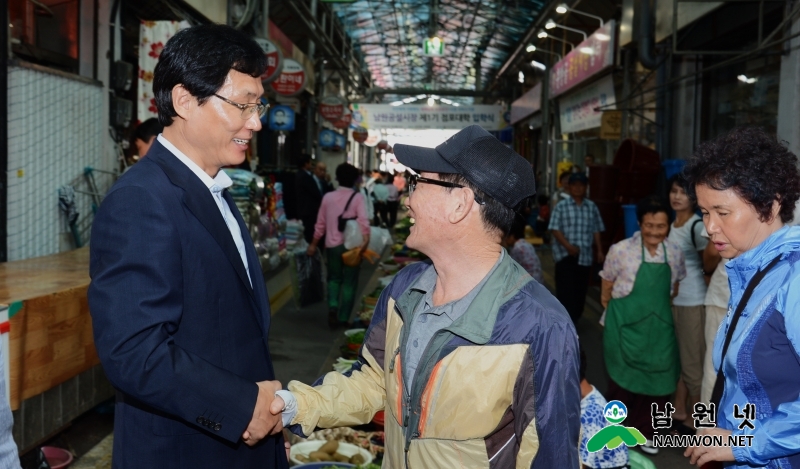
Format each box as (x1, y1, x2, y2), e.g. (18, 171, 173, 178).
(408, 174, 485, 205)
(213, 94, 269, 119)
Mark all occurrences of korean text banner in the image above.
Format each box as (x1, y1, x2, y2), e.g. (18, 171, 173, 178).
(558, 74, 616, 134)
(351, 104, 507, 131)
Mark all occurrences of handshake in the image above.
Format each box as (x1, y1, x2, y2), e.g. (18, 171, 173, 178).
(241, 380, 291, 446)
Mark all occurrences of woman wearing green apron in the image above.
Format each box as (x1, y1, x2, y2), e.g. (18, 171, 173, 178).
(600, 196, 687, 455)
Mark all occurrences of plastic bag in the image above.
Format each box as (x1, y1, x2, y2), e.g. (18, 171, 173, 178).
(294, 251, 324, 307)
(368, 227, 393, 254)
(342, 247, 362, 267)
(343, 219, 364, 249)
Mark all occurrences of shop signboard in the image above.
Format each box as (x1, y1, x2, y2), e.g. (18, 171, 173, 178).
(319, 129, 338, 150)
(268, 105, 295, 131)
(319, 96, 346, 122)
(558, 74, 616, 134)
(549, 20, 616, 99)
(254, 38, 283, 83)
(332, 110, 352, 129)
(363, 129, 381, 147)
(350, 104, 507, 131)
(510, 83, 542, 125)
(270, 59, 306, 97)
(334, 133, 347, 151)
(352, 126, 369, 143)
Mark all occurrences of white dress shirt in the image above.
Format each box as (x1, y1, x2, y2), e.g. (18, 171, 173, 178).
(157, 135, 251, 286)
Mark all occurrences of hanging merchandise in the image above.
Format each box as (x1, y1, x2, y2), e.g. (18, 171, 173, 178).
(352, 127, 369, 143)
(254, 38, 283, 84)
(138, 21, 183, 123)
(269, 105, 296, 131)
(270, 59, 306, 97)
(319, 96, 347, 122)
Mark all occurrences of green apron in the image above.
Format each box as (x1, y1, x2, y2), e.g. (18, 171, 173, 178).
(604, 240, 680, 396)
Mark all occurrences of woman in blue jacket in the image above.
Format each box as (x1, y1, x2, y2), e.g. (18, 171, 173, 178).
(683, 126, 800, 468)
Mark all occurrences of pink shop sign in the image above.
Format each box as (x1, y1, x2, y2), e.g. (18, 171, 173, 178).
(549, 20, 616, 99)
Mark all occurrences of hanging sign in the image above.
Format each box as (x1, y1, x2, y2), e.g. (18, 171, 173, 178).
(352, 127, 369, 143)
(363, 129, 381, 147)
(549, 20, 616, 99)
(270, 59, 306, 96)
(558, 74, 617, 134)
(319, 96, 346, 122)
(600, 111, 623, 140)
(350, 104, 507, 131)
(423, 37, 445, 57)
(332, 111, 352, 129)
(334, 133, 347, 151)
(319, 129, 337, 150)
(268, 105, 295, 131)
(254, 38, 283, 84)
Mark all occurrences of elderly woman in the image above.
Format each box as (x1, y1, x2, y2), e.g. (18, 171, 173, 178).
(600, 195, 686, 454)
(683, 127, 800, 468)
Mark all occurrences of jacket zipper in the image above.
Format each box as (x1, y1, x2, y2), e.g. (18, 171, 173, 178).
(403, 330, 444, 468)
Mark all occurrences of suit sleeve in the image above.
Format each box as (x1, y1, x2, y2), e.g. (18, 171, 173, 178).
(88, 185, 258, 443)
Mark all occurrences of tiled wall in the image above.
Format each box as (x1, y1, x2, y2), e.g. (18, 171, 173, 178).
(7, 65, 115, 261)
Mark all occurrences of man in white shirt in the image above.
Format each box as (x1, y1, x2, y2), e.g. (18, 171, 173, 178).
(88, 24, 287, 469)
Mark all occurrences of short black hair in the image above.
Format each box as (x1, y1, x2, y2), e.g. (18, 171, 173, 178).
(438, 173, 519, 237)
(684, 126, 800, 223)
(336, 163, 360, 188)
(296, 154, 311, 169)
(636, 195, 670, 224)
(132, 118, 163, 143)
(509, 215, 527, 240)
(668, 172, 697, 210)
(153, 24, 267, 127)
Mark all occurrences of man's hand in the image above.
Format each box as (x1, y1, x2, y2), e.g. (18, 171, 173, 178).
(566, 244, 580, 257)
(306, 244, 317, 257)
(242, 380, 284, 446)
(596, 250, 605, 264)
(683, 428, 735, 466)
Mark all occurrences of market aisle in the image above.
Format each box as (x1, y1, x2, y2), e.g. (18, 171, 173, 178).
(269, 256, 384, 386)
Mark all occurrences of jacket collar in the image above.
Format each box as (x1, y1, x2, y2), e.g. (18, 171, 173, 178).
(146, 140, 255, 298)
(726, 225, 800, 294)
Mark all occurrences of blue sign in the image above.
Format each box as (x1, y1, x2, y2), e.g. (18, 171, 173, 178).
(268, 105, 295, 131)
(334, 133, 346, 150)
(320, 129, 346, 152)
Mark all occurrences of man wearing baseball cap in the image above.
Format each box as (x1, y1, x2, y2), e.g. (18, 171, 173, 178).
(273, 125, 580, 468)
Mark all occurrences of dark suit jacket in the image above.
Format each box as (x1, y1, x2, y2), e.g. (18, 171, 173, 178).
(88, 141, 288, 469)
(295, 170, 328, 242)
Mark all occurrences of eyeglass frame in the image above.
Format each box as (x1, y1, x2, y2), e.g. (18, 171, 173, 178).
(212, 93, 269, 119)
(408, 174, 485, 205)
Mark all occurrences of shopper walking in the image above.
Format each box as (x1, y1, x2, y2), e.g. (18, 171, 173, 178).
(296, 155, 328, 243)
(667, 173, 708, 428)
(683, 126, 800, 469)
(700, 233, 729, 407)
(600, 196, 686, 454)
(371, 173, 389, 226)
(549, 172, 605, 324)
(385, 172, 400, 229)
(306, 163, 371, 328)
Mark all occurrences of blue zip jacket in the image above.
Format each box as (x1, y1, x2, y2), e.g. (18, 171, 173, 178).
(717, 226, 800, 468)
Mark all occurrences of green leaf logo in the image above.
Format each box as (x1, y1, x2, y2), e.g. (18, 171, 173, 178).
(586, 401, 646, 453)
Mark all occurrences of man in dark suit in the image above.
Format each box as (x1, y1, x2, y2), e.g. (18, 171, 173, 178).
(88, 24, 289, 469)
(295, 155, 330, 243)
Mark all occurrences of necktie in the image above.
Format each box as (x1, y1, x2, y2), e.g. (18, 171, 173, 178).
(211, 185, 252, 287)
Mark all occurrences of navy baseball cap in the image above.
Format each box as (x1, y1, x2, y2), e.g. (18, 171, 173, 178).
(569, 172, 589, 185)
(394, 125, 536, 210)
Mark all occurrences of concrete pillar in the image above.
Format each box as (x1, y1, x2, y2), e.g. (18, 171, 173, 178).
(777, 13, 800, 157)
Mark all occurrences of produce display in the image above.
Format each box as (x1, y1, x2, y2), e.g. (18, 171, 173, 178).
(294, 440, 366, 465)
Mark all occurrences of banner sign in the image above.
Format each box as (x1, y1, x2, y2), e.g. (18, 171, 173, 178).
(270, 59, 306, 96)
(352, 126, 369, 143)
(558, 74, 616, 134)
(254, 38, 283, 84)
(510, 83, 542, 125)
(268, 105, 295, 131)
(549, 20, 616, 99)
(350, 104, 507, 131)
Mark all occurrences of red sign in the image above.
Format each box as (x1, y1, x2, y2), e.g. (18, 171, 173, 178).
(332, 112, 352, 129)
(255, 38, 283, 84)
(377, 140, 389, 151)
(549, 20, 616, 99)
(270, 59, 306, 96)
(352, 126, 368, 143)
(319, 96, 346, 122)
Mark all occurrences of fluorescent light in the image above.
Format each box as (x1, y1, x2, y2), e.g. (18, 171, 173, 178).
(737, 74, 758, 84)
(427, 97, 435, 106)
(453, 103, 460, 107)
(390, 101, 404, 106)
(440, 98, 452, 104)
(416, 94, 427, 99)
(526, 44, 536, 52)
(430, 94, 440, 99)
(595, 33, 610, 41)
(579, 46, 594, 55)
(402, 97, 415, 103)
(531, 60, 547, 71)
(545, 19, 557, 29)
(537, 30, 548, 39)
(518, 71, 525, 83)
(556, 3, 568, 14)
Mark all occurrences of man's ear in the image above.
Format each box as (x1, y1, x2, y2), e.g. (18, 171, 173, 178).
(171, 84, 194, 120)
(446, 187, 473, 225)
